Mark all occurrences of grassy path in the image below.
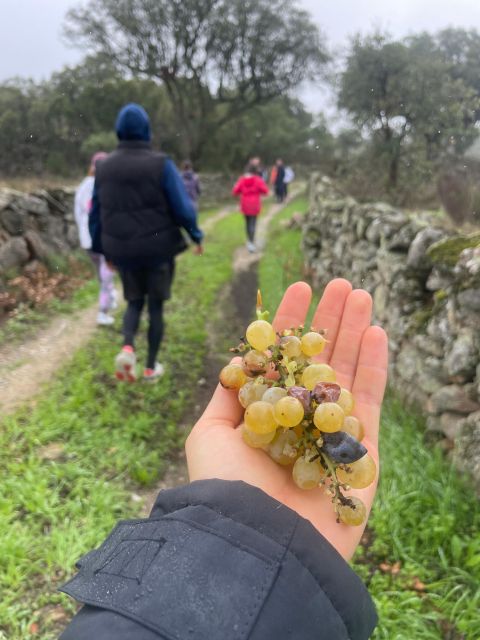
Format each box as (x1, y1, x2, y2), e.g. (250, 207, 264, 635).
(258, 198, 480, 640)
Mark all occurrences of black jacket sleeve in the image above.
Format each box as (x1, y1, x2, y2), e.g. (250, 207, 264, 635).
(59, 480, 377, 640)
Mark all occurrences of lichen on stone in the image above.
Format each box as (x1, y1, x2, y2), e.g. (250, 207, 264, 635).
(427, 232, 480, 267)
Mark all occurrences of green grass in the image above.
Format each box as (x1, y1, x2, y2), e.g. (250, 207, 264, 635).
(259, 193, 319, 325)
(258, 200, 480, 640)
(354, 395, 480, 640)
(0, 210, 243, 639)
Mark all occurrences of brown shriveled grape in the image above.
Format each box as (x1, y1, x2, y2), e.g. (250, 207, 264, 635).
(242, 349, 268, 376)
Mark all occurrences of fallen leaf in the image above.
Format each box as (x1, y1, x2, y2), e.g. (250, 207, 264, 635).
(412, 578, 427, 592)
(29, 622, 39, 634)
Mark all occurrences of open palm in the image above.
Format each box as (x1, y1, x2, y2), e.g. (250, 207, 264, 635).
(186, 279, 388, 560)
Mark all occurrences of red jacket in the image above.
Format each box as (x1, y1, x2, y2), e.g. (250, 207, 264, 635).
(232, 174, 269, 216)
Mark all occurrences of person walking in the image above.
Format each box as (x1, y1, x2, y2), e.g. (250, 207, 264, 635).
(283, 165, 295, 197)
(89, 103, 203, 382)
(181, 160, 201, 209)
(232, 163, 269, 252)
(74, 152, 116, 326)
(274, 159, 287, 202)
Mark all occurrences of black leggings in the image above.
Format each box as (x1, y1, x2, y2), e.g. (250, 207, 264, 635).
(244, 215, 257, 242)
(122, 297, 164, 369)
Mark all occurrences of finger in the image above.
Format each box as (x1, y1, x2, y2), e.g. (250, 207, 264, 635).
(351, 326, 389, 448)
(329, 289, 373, 390)
(195, 358, 244, 429)
(310, 279, 353, 362)
(273, 281, 312, 333)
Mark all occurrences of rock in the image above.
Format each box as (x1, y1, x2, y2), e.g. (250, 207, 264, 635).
(412, 334, 444, 358)
(457, 288, 480, 312)
(0, 207, 28, 235)
(0, 237, 29, 270)
(0, 190, 13, 211)
(426, 267, 453, 292)
(454, 410, 480, 488)
(12, 193, 49, 216)
(427, 412, 465, 440)
(428, 385, 480, 415)
(387, 223, 417, 251)
(407, 227, 445, 271)
(445, 331, 478, 381)
(24, 230, 51, 260)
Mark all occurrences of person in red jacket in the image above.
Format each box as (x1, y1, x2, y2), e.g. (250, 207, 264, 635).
(232, 163, 269, 252)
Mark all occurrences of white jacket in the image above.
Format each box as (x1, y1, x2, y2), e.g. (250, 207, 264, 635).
(74, 176, 95, 249)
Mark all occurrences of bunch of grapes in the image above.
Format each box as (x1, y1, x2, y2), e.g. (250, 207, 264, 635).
(219, 292, 376, 526)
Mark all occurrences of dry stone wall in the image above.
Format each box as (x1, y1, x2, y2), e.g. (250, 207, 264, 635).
(0, 187, 77, 281)
(302, 175, 480, 487)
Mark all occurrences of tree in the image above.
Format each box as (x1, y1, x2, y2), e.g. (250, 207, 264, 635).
(63, 0, 329, 162)
(338, 32, 479, 192)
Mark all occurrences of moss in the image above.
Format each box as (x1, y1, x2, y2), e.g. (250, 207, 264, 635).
(407, 306, 434, 334)
(427, 232, 480, 266)
(433, 288, 448, 302)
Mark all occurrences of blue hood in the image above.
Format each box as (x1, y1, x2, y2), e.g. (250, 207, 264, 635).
(115, 103, 151, 141)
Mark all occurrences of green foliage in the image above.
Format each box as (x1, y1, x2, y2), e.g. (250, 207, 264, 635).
(336, 30, 480, 206)
(0, 210, 243, 638)
(80, 131, 118, 160)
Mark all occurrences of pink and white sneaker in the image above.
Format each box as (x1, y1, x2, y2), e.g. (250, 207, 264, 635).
(115, 346, 137, 382)
(143, 362, 165, 382)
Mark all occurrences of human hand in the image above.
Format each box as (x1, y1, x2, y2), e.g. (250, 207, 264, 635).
(193, 243, 204, 256)
(186, 279, 388, 560)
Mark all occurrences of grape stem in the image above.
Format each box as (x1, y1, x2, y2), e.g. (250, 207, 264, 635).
(319, 450, 354, 509)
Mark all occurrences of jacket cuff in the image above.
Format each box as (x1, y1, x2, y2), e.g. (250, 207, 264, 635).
(59, 479, 376, 640)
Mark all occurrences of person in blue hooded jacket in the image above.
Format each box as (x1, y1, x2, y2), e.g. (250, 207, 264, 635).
(89, 103, 204, 382)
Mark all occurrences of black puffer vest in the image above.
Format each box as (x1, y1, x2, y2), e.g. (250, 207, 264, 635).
(96, 141, 187, 262)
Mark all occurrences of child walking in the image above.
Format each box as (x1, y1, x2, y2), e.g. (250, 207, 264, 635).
(74, 152, 116, 325)
(232, 163, 269, 252)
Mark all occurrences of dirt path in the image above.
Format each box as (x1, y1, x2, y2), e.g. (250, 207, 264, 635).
(0, 204, 236, 417)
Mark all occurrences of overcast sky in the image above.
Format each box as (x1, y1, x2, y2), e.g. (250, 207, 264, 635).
(2, 0, 480, 119)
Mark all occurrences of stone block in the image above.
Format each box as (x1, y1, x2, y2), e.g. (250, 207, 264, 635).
(428, 385, 480, 415)
(407, 227, 445, 271)
(445, 331, 479, 381)
(454, 410, 480, 488)
(0, 237, 30, 270)
(0, 207, 27, 235)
